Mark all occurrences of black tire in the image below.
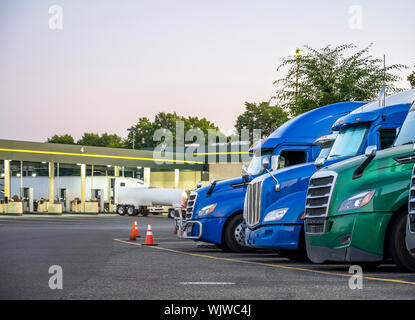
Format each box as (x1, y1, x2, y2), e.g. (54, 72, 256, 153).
(387, 211, 415, 272)
(168, 209, 175, 219)
(117, 205, 126, 216)
(223, 214, 254, 253)
(141, 210, 149, 217)
(127, 206, 136, 216)
(278, 228, 309, 262)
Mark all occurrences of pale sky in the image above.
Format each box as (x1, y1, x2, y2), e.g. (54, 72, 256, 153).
(0, 0, 414, 142)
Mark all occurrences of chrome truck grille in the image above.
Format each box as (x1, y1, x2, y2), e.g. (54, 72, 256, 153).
(304, 171, 337, 235)
(409, 165, 415, 233)
(245, 181, 262, 227)
(186, 192, 197, 220)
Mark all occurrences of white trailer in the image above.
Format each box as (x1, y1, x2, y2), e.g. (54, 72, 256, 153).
(114, 184, 183, 216)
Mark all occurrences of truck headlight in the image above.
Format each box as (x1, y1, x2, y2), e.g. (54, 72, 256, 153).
(198, 203, 217, 216)
(339, 190, 376, 212)
(263, 208, 288, 222)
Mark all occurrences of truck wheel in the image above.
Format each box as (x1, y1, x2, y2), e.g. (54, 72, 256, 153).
(223, 214, 254, 253)
(168, 209, 175, 219)
(387, 211, 415, 272)
(141, 210, 149, 217)
(127, 206, 136, 216)
(117, 205, 126, 216)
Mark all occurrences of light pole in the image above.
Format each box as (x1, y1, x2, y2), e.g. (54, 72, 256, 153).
(127, 126, 138, 149)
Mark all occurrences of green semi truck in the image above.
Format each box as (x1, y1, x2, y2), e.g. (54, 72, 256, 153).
(304, 98, 415, 272)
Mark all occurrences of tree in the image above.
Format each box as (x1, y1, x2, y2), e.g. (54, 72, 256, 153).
(125, 117, 156, 149)
(273, 44, 407, 116)
(235, 102, 290, 143)
(77, 133, 125, 148)
(408, 65, 415, 89)
(77, 133, 102, 147)
(99, 133, 125, 148)
(47, 134, 75, 144)
(125, 112, 223, 149)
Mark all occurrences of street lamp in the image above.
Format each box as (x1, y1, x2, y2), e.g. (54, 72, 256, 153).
(127, 126, 138, 149)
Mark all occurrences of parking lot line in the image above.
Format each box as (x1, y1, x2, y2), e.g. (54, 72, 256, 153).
(114, 238, 415, 287)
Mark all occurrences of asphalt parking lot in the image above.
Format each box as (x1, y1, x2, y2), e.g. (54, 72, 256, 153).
(0, 215, 415, 300)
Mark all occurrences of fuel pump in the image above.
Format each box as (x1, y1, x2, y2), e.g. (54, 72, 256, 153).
(58, 188, 70, 212)
(20, 187, 34, 212)
(91, 188, 104, 213)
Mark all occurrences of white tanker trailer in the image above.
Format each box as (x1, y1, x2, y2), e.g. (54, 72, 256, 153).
(114, 186, 184, 217)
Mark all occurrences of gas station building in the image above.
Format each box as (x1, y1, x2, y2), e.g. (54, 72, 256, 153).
(0, 139, 246, 214)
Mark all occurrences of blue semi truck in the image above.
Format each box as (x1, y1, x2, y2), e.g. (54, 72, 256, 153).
(244, 90, 415, 260)
(177, 101, 367, 252)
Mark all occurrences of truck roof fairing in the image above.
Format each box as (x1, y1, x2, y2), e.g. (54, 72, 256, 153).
(332, 103, 412, 131)
(252, 101, 367, 152)
(350, 89, 415, 115)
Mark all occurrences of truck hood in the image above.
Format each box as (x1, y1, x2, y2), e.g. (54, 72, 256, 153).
(324, 144, 414, 175)
(196, 176, 246, 197)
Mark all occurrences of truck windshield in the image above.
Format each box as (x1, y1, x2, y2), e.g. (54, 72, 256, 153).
(318, 142, 333, 160)
(246, 151, 272, 175)
(394, 108, 415, 146)
(328, 124, 369, 159)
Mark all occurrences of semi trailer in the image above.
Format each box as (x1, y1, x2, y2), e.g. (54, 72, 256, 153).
(115, 186, 183, 216)
(244, 90, 414, 260)
(176, 101, 367, 252)
(305, 94, 415, 272)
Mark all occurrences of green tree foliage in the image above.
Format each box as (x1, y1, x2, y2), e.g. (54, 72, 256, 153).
(77, 133, 125, 148)
(274, 44, 407, 116)
(235, 102, 290, 143)
(126, 112, 224, 149)
(47, 134, 76, 144)
(408, 65, 415, 89)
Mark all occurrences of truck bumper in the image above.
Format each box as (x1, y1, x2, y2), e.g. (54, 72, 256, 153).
(305, 212, 389, 263)
(245, 224, 302, 249)
(178, 217, 226, 244)
(305, 244, 382, 264)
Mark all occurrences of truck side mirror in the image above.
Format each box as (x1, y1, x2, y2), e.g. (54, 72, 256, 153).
(262, 157, 281, 192)
(241, 164, 249, 182)
(270, 155, 280, 171)
(262, 157, 270, 170)
(242, 164, 249, 176)
(365, 145, 377, 158)
(315, 157, 325, 170)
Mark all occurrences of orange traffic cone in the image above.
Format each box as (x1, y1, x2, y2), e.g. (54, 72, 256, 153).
(173, 224, 178, 235)
(134, 219, 140, 238)
(143, 222, 157, 246)
(129, 221, 136, 241)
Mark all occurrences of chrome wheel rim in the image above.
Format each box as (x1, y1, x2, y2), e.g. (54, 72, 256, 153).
(234, 223, 246, 246)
